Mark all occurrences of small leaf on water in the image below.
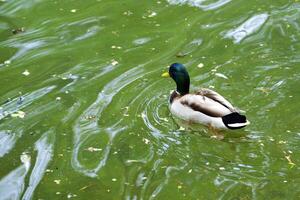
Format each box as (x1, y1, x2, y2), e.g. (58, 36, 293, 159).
(4, 60, 11, 65)
(22, 70, 30, 76)
(11, 111, 26, 118)
(215, 73, 228, 79)
(143, 138, 150, 144)
(148, 11, 157, 17)
(179, 126, 185, 131)
(197, 63, 204, 68)
(86, 147, 102, 152)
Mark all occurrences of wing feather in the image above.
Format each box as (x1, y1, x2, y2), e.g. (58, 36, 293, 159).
(195, 88, 236, 112)
(179, 93, 232, 117)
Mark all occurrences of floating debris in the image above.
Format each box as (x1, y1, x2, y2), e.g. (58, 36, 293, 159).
(148, 11, 157, 18)
(60, 73, 79, 80)
(197, 63, 204, 68)
(11, 110, 26, 118)
(215, 73, 228, 79)
(67, 193, 77, 199)
(176, 52, 188, 58)
(12, 27, 25, 35)
(22, 70, 30, 76)
(268, 137, 275, 142)
(278, 140, 287, 144)
(259, 143, 264, 146)
(161, 117, 169, 122)
(86, 147, 102, 152)
(188, 169, 192, 173)
(133, 37, 151, 45)
(285, 155, 296, 167)
(233, 167, 240, 171)
(54, 180, 61, 184)
(112, 178, 117, 182)
(85, 115, 96, 120)
(4, 60, 11, 65)
(79, 185, 93, 191)
(256, 87, 270, 94)
(17, 95, 24, 105)
(56, 97, 61, 101)
(123, 11, 133, 16)
(143, 138, 150, 144)
(111, 60, 119, 66)
(111, 45, 122, 49)
(219, 167, 225, 170)
(179, 126, 185, 131)
(70, 9, 77, 13)
(177, 185, 182, 189)
(20, 153, 31, 170)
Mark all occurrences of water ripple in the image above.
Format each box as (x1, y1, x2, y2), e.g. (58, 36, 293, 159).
(22, 131, 54, 200)
(0, 130, 18, 157)
(224, 13, 269, 43)
(0, 85, 56, 121)
(72, 65, 146, 177)
(0, 153, 31, 200)
(167, 0, 231, 10)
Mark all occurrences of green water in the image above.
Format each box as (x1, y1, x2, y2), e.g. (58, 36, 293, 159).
(0, 0, 300, 199)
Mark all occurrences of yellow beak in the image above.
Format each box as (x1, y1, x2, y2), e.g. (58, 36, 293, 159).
(161, 72, 170, 77)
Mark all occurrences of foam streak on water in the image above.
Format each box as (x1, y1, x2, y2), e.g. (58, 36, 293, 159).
(0, 154, 31, 200)
(22, 131, 54, 200)
(167, 0, 231, 10)
(0, 131, 18, 157)
(224, 13, 269, 43)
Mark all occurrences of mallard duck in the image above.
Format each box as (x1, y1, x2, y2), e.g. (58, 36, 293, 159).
(162, 63, 250, 130)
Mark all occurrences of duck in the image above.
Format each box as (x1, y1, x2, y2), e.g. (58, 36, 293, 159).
(162, 63, 250, 130)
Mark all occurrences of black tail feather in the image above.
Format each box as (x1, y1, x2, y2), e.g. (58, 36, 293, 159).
(222, 112, 248, 130)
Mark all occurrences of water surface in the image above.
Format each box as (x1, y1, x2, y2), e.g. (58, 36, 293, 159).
(0, 0, 300, 199)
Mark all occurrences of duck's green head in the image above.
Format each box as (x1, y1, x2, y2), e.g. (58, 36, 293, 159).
(162, 63, 190, 95)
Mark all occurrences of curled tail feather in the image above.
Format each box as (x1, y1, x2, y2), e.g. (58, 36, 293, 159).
(222, 112, 250, 129)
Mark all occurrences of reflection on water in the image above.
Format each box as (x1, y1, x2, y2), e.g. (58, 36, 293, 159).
(0, 0, 300, 199)
(224, 13, 268, 43)
(0, 154, 30, 200)
(22, 131, 54, 200)
(0, 86, 55, 120)
(167, 0, 231, 10)
(0, 130, 18, 157)
(72, 66, 145, 177)
(0, 132, 54, 200)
